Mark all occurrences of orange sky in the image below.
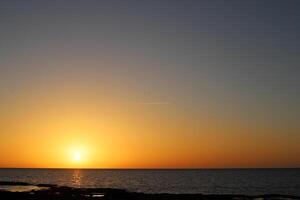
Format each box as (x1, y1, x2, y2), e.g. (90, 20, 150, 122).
(0, 84, 299, 168)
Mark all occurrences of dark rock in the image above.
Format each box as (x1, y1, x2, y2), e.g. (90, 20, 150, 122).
(0, 182, 299, 200)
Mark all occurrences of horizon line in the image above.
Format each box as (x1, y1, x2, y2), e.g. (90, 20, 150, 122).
(0, 167, 299, 170)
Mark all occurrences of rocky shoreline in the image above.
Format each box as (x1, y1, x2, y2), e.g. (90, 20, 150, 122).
(0, 181, 299, 200)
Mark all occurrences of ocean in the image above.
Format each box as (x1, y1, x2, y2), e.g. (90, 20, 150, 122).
(0, 169, 299, 195)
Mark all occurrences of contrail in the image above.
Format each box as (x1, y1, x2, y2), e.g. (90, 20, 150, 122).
(138, 102, 170, 105)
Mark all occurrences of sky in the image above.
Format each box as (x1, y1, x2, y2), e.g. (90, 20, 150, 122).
(0, 0, 300, 168)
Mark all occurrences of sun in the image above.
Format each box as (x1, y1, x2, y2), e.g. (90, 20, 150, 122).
(68, 145, 89, 165)
(73, 151, 82, 162)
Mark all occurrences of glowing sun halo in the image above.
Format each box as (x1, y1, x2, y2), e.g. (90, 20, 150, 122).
(73, 152, 82, 162)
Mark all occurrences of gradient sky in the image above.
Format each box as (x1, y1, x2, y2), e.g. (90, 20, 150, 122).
(0, 0, 300, 168)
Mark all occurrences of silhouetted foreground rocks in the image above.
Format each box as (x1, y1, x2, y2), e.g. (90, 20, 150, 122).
(0, 181, 299, 200)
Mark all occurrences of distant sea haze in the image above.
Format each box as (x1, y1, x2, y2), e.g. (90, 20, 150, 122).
(0, 169, 300, 195)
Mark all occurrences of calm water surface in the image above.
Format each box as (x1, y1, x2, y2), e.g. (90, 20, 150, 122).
(0, 169, 299, 195)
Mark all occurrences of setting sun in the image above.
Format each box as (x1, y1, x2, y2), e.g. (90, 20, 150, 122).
(67, 145, 91, 167)
(73, 152, 82, 162)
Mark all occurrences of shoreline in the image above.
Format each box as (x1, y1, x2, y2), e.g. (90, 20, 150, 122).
(0, 182, 299, 200)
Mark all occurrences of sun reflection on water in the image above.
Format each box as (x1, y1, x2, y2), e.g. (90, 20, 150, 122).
(72, 170, 82, 187)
